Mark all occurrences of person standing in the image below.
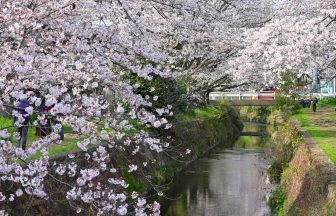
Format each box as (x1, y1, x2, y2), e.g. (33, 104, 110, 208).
(312, 97, 318, 112)
(16, 98, 31, 150)
(300, 99, 306, 108)
(36, 98, 52, 136)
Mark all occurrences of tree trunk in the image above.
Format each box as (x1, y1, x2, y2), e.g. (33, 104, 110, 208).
(205, 91, 210, 105)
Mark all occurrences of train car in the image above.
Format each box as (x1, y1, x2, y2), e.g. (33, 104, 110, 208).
(258, 89, 278, 100)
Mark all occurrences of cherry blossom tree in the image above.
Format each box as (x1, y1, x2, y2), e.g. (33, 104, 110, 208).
(167, 0, 277, 103)
(0, 0, 185, 215)
(228, 0, 336, 86)
(4, 0, 334, 215)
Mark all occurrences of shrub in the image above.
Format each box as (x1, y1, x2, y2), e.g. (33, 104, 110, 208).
(125, 73, 188, 113)
(269, 186, 286, 216)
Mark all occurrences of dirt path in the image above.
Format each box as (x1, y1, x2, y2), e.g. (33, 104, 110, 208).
(302, 107, 336, 127)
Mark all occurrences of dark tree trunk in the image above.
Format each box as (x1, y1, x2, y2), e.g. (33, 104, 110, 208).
(205, 91, 210, 105)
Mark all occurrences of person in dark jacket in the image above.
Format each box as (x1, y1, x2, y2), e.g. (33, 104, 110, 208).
(16, 99, 31, 150)
(36, 98, 52, 136)
(312, 97, 318, 112)
(300, 99, 305, 108)
(306, 99, 311, 108)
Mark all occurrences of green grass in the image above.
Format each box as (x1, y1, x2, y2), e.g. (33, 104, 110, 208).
(1, 114, 145, 161)
(294, 108, 336, 164)
(27, 139, 79, 160)
(2, 114, 142, 161)
(0, 116, 39, 143)
(0, 116, 13, 127)
(317, 98, 336, 107)
(293, 110, 310, 127)
(269, 186, 285, 216)
(1, 116, 79, 160)
(176, 107, 222, 121)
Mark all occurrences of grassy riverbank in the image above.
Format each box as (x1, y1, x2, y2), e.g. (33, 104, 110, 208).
(294, 107, 336, 164)
(175, 106, 223, 121)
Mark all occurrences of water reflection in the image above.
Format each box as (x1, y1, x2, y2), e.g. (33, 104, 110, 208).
(161, 123, 272, 216)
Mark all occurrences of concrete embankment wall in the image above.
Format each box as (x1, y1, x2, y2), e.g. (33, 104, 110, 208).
(278, 120, 336, 216)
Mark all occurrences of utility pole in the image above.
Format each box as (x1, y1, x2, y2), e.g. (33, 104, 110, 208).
(311, 65, 318, 98)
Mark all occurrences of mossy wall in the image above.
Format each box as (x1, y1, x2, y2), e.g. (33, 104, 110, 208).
(280, 145, 326, 216)
(276, 140, 336, 216)
(173, 110, 240, 161)
(269, 111, 336, 216)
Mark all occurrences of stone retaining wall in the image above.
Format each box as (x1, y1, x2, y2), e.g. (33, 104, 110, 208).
(282, 120, 336, 215)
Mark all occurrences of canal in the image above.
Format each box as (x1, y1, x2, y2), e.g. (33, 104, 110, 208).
(161, 123, 273, 216)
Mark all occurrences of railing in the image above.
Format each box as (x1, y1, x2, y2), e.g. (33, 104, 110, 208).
(312, 93, 336, 99)
(210, 91, 336, 101)
(209, 91, 276, 101)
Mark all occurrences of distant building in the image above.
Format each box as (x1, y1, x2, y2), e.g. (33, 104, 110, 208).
(320, 77, 336, 95)
(297, 72, 336, 97)
(297, 73, 311, 89)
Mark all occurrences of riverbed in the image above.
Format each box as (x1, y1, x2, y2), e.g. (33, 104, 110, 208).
(161, 123, 273, 216)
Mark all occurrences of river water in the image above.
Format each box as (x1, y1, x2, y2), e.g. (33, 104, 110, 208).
(161, 123, 273, 216)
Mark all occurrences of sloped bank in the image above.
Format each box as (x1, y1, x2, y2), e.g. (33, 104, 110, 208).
(268, 112, 336, 216)
(173, 106, 242, 163)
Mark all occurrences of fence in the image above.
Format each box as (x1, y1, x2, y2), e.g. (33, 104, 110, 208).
(209, 92, 276, 101)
